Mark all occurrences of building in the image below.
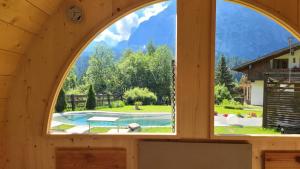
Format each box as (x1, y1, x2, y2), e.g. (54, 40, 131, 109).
(233, 44, 300, 106)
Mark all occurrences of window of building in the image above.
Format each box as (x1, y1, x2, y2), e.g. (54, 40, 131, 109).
(49, 0, 177, 135)
(273, 59, 288, 69)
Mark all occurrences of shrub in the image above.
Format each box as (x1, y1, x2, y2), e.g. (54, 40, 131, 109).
(86, 85, 96, 110)
(111, 100, 125, 108)
(221, 99, 243, 109)
(134, 101, 142, 110)
(124, 87, 157, 105)
(55, 89, 67, 113)
(214, 84, 232, 104)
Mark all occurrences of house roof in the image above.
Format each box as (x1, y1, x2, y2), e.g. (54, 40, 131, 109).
(232, 43, 300, 72)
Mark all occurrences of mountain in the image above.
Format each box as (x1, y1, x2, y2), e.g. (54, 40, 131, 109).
(75, 0, 297, 78)
(215, 0, 296, 60)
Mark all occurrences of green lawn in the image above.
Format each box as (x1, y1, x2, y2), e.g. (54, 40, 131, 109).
(51, 124, 75, 131)
(97, 105, 171, 113)
(89, 127, 111, 133)
(215, 126, 280, 135)
(214, 105, 263, 117)
(141, 127, 173, 133)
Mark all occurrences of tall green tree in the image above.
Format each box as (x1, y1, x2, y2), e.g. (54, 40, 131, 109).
(85, 44, 116, 94)
(215, 55, 234, 93)
(148, 46, 173, 104)
(146, 41, 156, 55)
(63, 65, 77, 92)
(86, 85, 96, 110)
(55, 89, 67, 113)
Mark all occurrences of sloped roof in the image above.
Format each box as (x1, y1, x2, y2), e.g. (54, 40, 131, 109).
(232, 43, 300, 71)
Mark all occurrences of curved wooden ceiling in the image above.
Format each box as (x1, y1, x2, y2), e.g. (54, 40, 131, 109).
(0, 0, 62, 100)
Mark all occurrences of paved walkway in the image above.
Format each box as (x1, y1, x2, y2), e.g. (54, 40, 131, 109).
(66, 126, 90, 134)
(214, 115, 262, 127)
(50, 121, 63, 127)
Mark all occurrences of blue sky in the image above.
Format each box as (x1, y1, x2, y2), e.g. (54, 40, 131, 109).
(94, 1, 170, 46)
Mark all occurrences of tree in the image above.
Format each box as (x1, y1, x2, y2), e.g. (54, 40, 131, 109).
(146, 41, 156, 55)
(85, 44, 116, 94)
(55, 89, 67, 113)
(215, 55, 234, 93)
(63, 65, 77, 92)
(117, 45, 173, 104)
(214, 84, 232, 104)
(86, 85, 96, 110)
(148, 46, 173, 104)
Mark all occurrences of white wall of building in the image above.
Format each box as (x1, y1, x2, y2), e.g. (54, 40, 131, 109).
(276, 49, 300, 68)
(250, 80, 264, 106)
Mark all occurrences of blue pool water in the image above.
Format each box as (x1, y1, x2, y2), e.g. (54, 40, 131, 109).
(52, 112, 172, 127)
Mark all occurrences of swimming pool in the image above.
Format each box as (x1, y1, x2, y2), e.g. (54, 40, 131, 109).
(52, 112, 172, 127)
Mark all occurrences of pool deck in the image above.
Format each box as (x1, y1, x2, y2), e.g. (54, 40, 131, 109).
(66, 126, 90, 134)
(55, 111, 171, 116)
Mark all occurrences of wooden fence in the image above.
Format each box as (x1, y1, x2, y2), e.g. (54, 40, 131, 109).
(65, 94, 122, 110)
(263, 72, 300, 130)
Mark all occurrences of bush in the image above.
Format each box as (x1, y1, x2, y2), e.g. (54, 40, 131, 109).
(214, 84, 232, 104)
(134, 101, 142, 110)
(124, 87, 157, 105)
(221, 99, 243, 110)
(86, 85, 96, 110)
(55, 89, 67, 113)
(110, 100, 125, 108)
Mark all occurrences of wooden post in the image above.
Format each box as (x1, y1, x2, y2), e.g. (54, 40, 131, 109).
(71, 94, 75, 111)
(107, 93, 111, 107)
(263, 73, 268, 128)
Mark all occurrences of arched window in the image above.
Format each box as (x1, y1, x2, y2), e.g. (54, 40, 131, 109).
(214, 0, 300, 136)
(49, 0, 177, 135)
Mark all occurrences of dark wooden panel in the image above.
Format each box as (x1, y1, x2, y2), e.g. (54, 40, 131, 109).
(139, 141, 251, 169)
(56, 148, 126, 169)
(263, 72, 300, 132)
(265, 151, 300, 169)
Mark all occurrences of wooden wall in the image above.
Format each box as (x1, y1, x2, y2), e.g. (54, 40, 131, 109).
(2, 0, 300, 169)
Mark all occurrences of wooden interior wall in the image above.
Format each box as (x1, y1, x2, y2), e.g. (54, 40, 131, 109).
(1, 0, 300, 169)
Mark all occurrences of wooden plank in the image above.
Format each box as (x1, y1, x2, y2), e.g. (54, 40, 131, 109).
(0, 0, 48, 33)
(265, 151, 300, 169)
(26, 0, 62, 15)
(0, 21, 33, 54)
(0, 50, 22, 75)
(56, 148, 126, 169)
(177, 0, 212, 138)
(274, 0, 299, 27)
(0, 76, 13, 99)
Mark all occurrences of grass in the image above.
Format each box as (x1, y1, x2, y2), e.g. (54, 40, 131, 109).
(51, 124, 75, 131)
(97, 105, 171, 113)
(141, 127, 173, 133)
(214, 104, 263, 117)
(89, 127, 111, 133)
(214, 126, 280, 135)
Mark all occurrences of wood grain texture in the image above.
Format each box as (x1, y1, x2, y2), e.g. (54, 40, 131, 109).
(0, 50, 22, 75)
(0, 0, 48, 33)
(265, 151, 300, 169)
(0, 21, 33, 54)
(56, 148, 126, 169)
(26, 0, 62, 15)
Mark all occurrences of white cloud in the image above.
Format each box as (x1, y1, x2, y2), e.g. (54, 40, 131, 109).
(138, 3, 169, 24)
(94, 2, 169, 45)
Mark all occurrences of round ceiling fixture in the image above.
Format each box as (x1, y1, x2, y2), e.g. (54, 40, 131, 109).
(67, 5, 83, 23)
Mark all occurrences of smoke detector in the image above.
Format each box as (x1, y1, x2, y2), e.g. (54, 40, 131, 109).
(67, 5, 83, 23)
